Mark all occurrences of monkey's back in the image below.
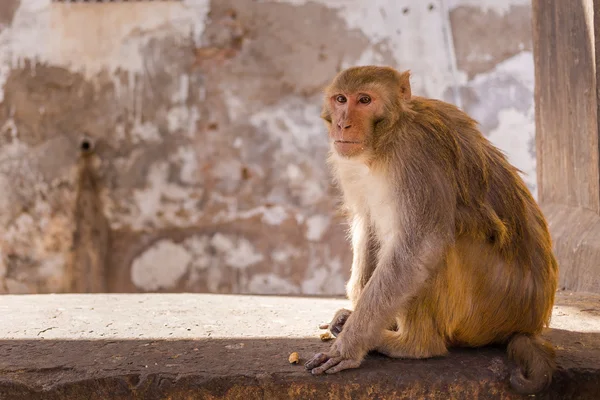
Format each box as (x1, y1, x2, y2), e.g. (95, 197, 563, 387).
(409, 98, 552, 257)
(406, 97, 558, 340)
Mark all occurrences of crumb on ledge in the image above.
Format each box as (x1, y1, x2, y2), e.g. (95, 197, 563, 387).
(288, 352, 300, 364)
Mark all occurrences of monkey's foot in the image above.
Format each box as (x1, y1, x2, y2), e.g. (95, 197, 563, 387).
(318, 308, 352, 337)
(304, 351, 362, 375)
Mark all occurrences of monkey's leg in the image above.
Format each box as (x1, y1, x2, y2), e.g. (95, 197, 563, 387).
(372, 286, 448, 359)
(375, 321, 448, 359)
(320, 308, 398, 337)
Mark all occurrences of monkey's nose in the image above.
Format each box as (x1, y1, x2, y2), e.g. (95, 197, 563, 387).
(338, 122, 352, 129)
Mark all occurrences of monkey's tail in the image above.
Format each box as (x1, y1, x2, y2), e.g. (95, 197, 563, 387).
(507, 333, 556, 395)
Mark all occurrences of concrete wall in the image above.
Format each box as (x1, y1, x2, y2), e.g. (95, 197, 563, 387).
(0, 0, 535, 294)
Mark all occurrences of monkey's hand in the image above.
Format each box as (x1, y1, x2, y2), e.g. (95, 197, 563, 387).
(304, 330, 367, 375)
(318, 308, 352, 337)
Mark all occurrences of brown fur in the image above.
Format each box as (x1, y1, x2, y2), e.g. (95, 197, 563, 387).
(305, 66, 558, 395)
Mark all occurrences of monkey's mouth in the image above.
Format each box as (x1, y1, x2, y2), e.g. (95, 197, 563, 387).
(334, 140, 363, 144)
(333, 140, 364, 156)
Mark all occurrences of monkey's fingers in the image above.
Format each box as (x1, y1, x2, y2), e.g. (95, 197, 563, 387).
(324, 359, 361, 374)
(310, 356, 342, 375)
(304, 352, 329, 370)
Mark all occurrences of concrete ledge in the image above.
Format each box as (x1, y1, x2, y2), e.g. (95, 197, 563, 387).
(0, 292, 599, 399)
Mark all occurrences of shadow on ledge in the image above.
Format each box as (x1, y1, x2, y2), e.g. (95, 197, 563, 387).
(0, 328, 598, 400)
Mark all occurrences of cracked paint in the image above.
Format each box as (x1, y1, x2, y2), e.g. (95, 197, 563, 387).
(456, 51, 536, 196)
(447, 0, 530, 15)
(131, 239, 192, 291)
(305, 215, 331, 242)
(0, 0, 538, 294)
(6, 0, 209, 78)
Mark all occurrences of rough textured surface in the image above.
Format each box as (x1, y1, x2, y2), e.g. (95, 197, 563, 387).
(541, 203, 600, 293)
(0, 0, 538, 295)
(0, 291, 598, 399)
(533, 0, 599, 212)
(450, 4, 532, 78)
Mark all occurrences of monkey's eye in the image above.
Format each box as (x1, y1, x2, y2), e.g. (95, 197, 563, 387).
(358, 95, 371, 104)
(335, 95, 347, 104)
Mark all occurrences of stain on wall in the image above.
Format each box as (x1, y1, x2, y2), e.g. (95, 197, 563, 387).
(0, 0, 536, 294)
(450, 4, 532, 78)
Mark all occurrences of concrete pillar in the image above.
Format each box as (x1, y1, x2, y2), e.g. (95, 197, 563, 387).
(533, 0, 600, 292)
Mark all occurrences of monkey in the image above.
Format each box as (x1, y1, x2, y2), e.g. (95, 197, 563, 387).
(304, 66, 558, 395)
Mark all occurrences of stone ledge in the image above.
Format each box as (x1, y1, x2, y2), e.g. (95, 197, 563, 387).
(0, 292, 599, 399)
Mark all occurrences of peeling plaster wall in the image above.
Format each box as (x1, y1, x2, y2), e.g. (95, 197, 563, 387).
(447, 0, 536, 193)
(0, 0, 536, 294)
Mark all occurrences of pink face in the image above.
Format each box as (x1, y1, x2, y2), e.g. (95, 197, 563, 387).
(327, 91, 383, 157)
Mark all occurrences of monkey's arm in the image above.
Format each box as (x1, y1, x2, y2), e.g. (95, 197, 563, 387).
(306, 231, 448, 375)
(306, 162, 454, 375)
(346, 214, 378, 306)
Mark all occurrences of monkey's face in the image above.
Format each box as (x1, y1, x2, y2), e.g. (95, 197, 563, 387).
(323, 91, 384, 158)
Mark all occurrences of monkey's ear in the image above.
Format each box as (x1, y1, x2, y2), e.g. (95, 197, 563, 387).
(399, 70, 411, 101)
(321, 109, 333, 124)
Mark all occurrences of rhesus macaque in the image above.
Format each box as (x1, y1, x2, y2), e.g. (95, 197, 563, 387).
(305, 66, 558, 395)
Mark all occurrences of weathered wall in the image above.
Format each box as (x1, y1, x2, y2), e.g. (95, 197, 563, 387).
(448, 0, 536, 191)
(0, 0, 536, 294)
